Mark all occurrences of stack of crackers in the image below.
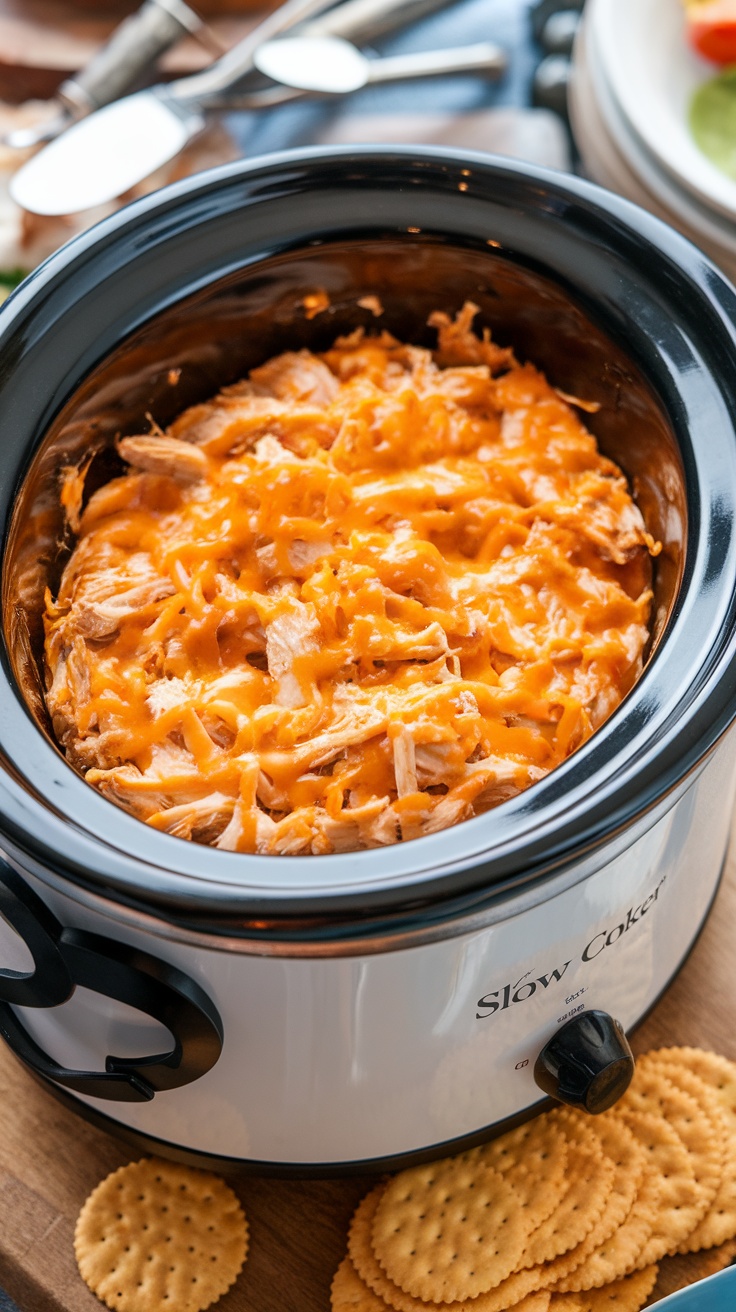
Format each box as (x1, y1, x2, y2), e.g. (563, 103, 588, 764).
(332, 1047, 736, 1312)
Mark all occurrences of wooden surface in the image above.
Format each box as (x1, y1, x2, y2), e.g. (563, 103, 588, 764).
(1, 850, 735, 1312)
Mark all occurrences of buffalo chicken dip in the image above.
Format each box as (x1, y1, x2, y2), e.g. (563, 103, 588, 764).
(43, 304, 659, 855)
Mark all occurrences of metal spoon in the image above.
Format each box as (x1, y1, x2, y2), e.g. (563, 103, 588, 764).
(252, 34, 506, 96)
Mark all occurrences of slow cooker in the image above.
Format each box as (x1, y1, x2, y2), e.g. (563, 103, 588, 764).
(1, 148, 736, 1172)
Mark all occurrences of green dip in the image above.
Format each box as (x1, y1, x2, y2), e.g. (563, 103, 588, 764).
(691, 66, 736, 180)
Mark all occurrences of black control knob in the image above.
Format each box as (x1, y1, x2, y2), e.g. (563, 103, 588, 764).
(533, 1010, 635, 1114)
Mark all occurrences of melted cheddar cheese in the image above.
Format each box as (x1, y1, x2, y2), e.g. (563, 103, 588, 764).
(43, 304, 659, 855)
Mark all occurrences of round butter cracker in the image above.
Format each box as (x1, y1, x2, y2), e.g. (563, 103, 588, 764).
(371, 1154, 530, 1301)
(618, 1065, 721, 1216)
(639, 1047, 736, 1127)
(616, 1109, 705, 1264)
(330, 1257, 555, 1312)
(476, 1115, 569, 1233)
(553, 1158, 660, 1294)
(519, 1117, 614, 1269)
(74, 1157, 248, 1312)
(548, 1264, 658, 1311)
(543, 1115, 649, 1291)
(637, 1053, 736, 1252)
(516, 1296, 552, 1312)
(331, 1257, 391, 1310)
(350, 1183, 542, 1312)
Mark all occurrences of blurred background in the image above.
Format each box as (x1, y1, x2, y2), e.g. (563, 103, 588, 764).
(0, 0, 577, 287)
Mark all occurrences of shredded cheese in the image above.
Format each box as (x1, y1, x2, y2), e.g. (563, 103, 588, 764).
(43, 304, 659, 856)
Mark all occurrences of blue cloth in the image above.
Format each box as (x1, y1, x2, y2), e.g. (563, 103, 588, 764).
(0, 1292, 20, 1312)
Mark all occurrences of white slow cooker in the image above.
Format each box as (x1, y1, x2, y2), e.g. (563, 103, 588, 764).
(1, 148, 736, 1171)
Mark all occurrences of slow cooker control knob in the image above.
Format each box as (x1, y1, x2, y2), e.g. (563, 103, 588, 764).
(533, 1010, 635, 1114)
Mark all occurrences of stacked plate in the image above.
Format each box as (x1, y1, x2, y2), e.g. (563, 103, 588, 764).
(569, 0, 736, 282)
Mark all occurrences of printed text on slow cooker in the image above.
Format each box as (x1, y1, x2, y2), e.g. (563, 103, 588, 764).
(475, 875, 667, 1019)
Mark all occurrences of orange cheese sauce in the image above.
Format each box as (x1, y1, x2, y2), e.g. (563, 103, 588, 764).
(43, 304, 659, 855)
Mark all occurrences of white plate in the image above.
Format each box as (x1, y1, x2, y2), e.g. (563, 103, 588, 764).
(571, 30, 668, 204)
(570, 23, 736, 282)
(591, 0, 736, 221)
(584, 1, 736, 253)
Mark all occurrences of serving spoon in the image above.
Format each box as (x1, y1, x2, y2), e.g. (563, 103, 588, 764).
(252, 34, 506, 96)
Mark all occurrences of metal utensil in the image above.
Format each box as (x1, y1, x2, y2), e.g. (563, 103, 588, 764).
(10, 0, 459, 215)
(5, 0, 213, 151)
(253, 34, 505, 95)
(303, 0, 453, 41)
(6, 0, 452, 153)
(9, 0, 342, 215)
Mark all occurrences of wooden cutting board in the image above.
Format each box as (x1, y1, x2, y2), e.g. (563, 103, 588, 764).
(1, 847, 735, 1312)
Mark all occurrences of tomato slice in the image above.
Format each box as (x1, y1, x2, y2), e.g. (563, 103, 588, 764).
(687, 1, 736, 63)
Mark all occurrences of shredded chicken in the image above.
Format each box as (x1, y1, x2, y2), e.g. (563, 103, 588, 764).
(357, 295, 384, 317)
(264, 596, 321, 708)
(43, 304, 660, 854)
(116, 435, 209, 484)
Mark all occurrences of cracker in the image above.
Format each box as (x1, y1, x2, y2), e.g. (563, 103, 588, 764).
(683, 1135, 736, 1254)
(518, 1118, 614, 1269)
(548, 1265, 658, 1311)
(349, 1184, 543, 1312)
(555, 1156, 660, 1294)
(650, 1236, 736, 1301)
(544, 1116, 650, 1291)
(650, 1059, 736, 1253)
(476, 1116, 569, 1233)
(371, 1155, 530, 1301)
(618, 1066, 720, 1216)
(74, 1157, 248, 1312)
(640, 1048, 736, 1127)
(331, 1257, 390, 1310)
(616, 1109, 705, 1263)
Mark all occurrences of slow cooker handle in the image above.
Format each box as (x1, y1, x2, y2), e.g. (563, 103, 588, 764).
(0, 927, 224, 1101)
(0, 862, 224, 1101)
(533, 1009, 635, 1113)
(0, 860, 74, 1007)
